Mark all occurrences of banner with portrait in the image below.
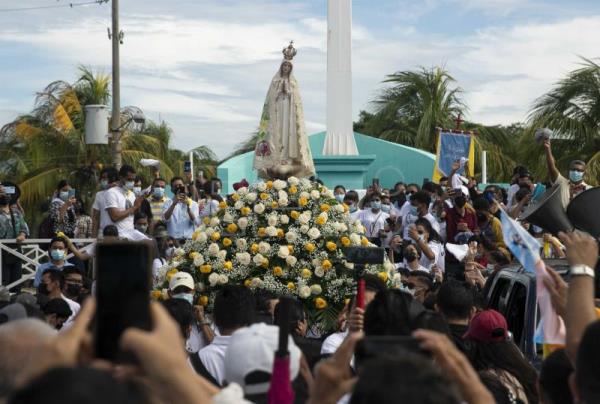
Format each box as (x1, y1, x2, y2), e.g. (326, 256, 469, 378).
(432, 131, 475, 183)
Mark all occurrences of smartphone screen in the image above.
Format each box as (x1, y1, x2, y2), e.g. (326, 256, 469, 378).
(372, 178, 380, 188)
(3, 186, 15, 195)
(95, 241, 152, 362)
(184, 161, 191, 172)
(69, 189, 76, 198)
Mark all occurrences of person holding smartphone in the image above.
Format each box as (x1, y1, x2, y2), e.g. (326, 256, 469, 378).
(49, 179, 78, 237)
(104, 165, 148, 240)
(162, 177, 201, 241)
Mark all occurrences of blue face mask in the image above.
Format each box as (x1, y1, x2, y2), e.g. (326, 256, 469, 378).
(50, 249, 65, 261)
(133, 186, 142, 196)
(154, 187, 165, 198)
(100, 180, 109, 190)
(569, 170, 584, 183)
(59, 191, 69, 201)
(381, 204, 391, 213)
(335, 194, 345, 203)
(349, 204, 358, 213)
(371, 201, 381, 210)
(409, 206, 418, 216)
(124, 181, 135, 190)
(173, 293, 193, 305)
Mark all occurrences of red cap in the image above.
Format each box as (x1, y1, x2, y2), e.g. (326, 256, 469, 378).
(463, 309, 508, 343)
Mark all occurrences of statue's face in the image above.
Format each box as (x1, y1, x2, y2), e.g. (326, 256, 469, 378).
(281, 62, 292, 75)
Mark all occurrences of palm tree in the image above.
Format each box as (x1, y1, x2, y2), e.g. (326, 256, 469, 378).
(358, 66, 466, 152)
(524, 58, 600, 184)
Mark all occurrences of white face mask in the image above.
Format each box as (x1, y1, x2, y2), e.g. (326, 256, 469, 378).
(173, 293, 193, 305)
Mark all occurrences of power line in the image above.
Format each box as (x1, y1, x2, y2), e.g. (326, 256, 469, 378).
(0, 0, 108, 13)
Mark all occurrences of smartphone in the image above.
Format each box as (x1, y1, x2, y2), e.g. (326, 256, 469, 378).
(355, 336, 428, 369)
(372, 178, 380, 188)
(3, 186, 15, 195)
(68, 189, 76, 198)
(95, 241, 152, 362)
(184, 161, 191, 173)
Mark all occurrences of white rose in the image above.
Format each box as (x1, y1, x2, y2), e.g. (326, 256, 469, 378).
(251, 277, 263, 288)
(208, 273, 219, 287)
(335, 204, 345, 213)
(280, 215, 290, 225)
(273, 179, 287, 190)
(350, 233, 361, 245)
(344, 261, 355, 269)
(300, 191, 310, 200)
(384, 261, 394, 271)
(278, 197, 289, 207)
(174, 248, 185, 257)
(298, 286, 311, 299)
(312, 258, 321, 267)
(245, 192, 257, 202)
(310, 190, 321, 200)
(288, 176, 300, 186)
(310, 284, 323, 295)
(285, 255, 298, 266)
(253, 253, 265, 266)
(278, 246, 289, 259)
(266, 226, 278, 237)
(236, 239, 247, 250)
(322, 188, 334, 198)
(234, 200, 244, 210)
(218, 274, 229, 285)
(205, 227, 214, 237)
(237, 217, 248, 230)
(300, 178, 312, 187)
(208, 243, 220, 257)
(223, 212, 234, 223)
(314, 267, 325, 277)
(300, 225, 309, 234)
(254, 203, 265, 214)
(218, 250, 227, 260)
(196, 282, 206, 292)
(171, 260, 181, 268)
(257, 182, 267, 192)
(237, 252, 252, 266)
(258, 242, 271, 255)
(193, 254, 205, 266)
(298, 213, 311, 225)
(308, 227, 321, 240)
(210, 217, 220, 227)
(278, 190, 288, 199)
(267, 215, 279, 227)
(197, 232, 208, 243)
(319, 212, 328, 221)
(237, 187, 248, 196)
(285, 231, 297, 243)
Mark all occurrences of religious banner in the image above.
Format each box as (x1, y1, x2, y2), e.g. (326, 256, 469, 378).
(432, 130, 475, 183)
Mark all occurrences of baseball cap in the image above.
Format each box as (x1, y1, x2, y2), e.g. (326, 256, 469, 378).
(224, 323, 301, 395)
(463, 309, 508, 343)
(169, 272, 195, 291)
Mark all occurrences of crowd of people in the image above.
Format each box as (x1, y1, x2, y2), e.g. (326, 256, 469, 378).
(0, 138, 598, 403)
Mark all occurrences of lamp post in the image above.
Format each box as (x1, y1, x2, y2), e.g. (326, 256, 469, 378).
(110, 0, 123, 168)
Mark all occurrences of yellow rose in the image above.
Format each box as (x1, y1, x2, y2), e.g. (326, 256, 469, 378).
(378, 272, 389, 283)
(261, 258, 269, 268)
(315, 297, 328, 309)
(287, 245, 294, 254)
(277, 229, 285, 238)
(222, 237, 232, 247)
(326, 241, 337, 251)
(224, 261, 233, 270)
(231, 193, 240, 201)
(203, 217, 210, 225)
(361, 237, 369, 246)
(186, 198, 193, 206)
(189, 251, 199, 259)
(151, 290, 162, 300)
(341, 236, 351, 247)
(320, 203, 330, 212)
(199, 295, 209, 306)
(273, 266, 284, 277)
(288, 185, 298, 194)
(343, 203, 349, 212)
(287, 282, 296, 290)
(290, 210, 300, 220)
(166, 269, 178, 281)
(192, 230, 202, 240)
(219, 201, 227, 209)
(266, 181, 273, 189)
(211, 232, 221, 241)
(301, 268, 312, 279)
(344, 298, 351, 306)
(226, 223, 238, 233)
(241, 207, 251, 216)
(316, 216, 326, 226)
(258, 227, 267, 237)
(250, 243, 259, 254)
(271, 201, 279, 208)
(200, 264, 212, 274)
(298, 197, 308, 207)
(322, 259, 332, 270)
(304, 242, 316, 253)
(260, 192, 269, 200)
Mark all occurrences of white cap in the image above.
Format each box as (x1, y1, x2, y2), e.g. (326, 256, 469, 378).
(169, 272, 194, 291)
(224, 323, 301, 395)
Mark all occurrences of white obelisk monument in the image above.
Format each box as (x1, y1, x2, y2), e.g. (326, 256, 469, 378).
(322, 0, 359, 155)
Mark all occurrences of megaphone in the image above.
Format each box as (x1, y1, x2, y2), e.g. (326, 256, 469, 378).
(567, 187, 600, 239)
(519, 185, 573, 236)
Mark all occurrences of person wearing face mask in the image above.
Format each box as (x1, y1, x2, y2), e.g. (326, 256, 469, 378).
(153, 237, 178, 278)
(472, 198, 510, 260)
(397, 183, 420, 219)
(163, 177, 201, 241)
(37, 268, 80, 328)
(0, 191, 29, 291)
(104, 165, 148, 240)
(445, 191, 477, 244)
(357, 193, 390, 244)
(41, 298, 72, 330)
(401, 191, 440, 242)
(33, 237, 75, 288)
(49, 179, 77, 237)
(91, 167, 119, 238)
(199, 178, 224, 218)
(134, 212, 150, 235)
(544, 138, 591, 209)
(333, 185, 346, 203)
(407, 218, 445, 272)
(62, 266, 85, 304)
(402, 244, 429, 273)
(148, 177, 168, 232)
(168, 271, 215, 353)
(343, 191, 361, 220)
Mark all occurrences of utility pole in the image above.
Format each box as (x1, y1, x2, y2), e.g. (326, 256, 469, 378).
(110, 0, 122, 169)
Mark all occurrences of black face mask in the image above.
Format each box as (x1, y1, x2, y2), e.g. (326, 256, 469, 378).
(0, 195, 9, 206)
(476, 212, 488, 223)
(454, 196, 466, 208)
(37, 283, 49, 296)
(65, 283, 82, 297)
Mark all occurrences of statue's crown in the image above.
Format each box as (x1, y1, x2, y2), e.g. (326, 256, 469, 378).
(282, 41, 297, 61)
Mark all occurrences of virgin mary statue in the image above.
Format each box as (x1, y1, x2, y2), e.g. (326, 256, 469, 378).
(253, 42, 315, 179)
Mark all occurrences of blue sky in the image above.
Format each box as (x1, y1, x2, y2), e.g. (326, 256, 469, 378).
(1, 0, 600, 159)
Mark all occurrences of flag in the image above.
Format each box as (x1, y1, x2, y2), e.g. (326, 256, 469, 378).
(432, 131, 475, 183)
(500, 211, 565, 351)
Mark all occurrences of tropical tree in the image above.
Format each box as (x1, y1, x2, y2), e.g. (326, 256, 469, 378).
(522, 58, 600, 185)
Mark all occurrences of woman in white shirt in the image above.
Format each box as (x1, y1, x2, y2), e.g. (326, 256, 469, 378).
(407, 218, 445, 272)
(357, 193, 389, 244)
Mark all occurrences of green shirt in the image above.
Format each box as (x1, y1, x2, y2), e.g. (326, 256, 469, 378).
(0, 208, 29, 238)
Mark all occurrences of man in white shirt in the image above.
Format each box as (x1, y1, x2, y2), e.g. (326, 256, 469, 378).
(401, 191, 440, 241)
(357, 194, 390, 240)
(104, 165, 147, 240)
(197, 285, 255, 386)
(38, 269, 80, 327)
(91, 167, 119, 238)
(162, 177, 201, 241)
